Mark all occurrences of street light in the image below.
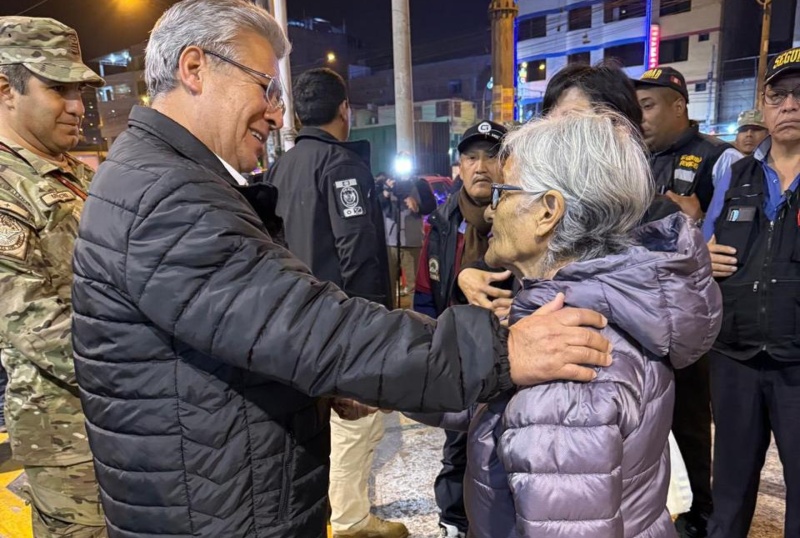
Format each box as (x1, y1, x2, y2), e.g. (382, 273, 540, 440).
(326, 52, 337, 64)
(394, 152, 413, 178)
(113, 0, 168, 16)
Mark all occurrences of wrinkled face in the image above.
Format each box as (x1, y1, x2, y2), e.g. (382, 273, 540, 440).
(201, 31, 284, 172)
(459, 139, 503, 204)
(735, 126, 768, 155)
(763, 74, 800, 146)
(550, 86, 593, 116)
(484, 156, 550, 274)
(637, 87, 683, 152)
(1, 73, 86, 158)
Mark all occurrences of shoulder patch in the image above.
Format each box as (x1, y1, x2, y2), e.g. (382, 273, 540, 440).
(41, 190, 77, 207)
(0, 213, 30, 261)
(429, 257, 440, 282)
(334, 178, 366, 219)
(0, 200, 32, 222)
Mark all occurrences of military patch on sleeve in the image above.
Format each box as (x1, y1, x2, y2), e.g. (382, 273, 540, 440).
(41, 190, 77, 207)
(0, 213, 30, 261)
(334, 178, 366, 219)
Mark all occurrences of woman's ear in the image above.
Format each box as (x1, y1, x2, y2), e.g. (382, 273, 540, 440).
(535, 190, 566, 237)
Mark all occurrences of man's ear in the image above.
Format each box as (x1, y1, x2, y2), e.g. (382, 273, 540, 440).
(0, 74, 16, 109)
(338, 100, 349, 122)
(535, 190, 566, 238)
(674, 96, 687, 117)
(176, 46, 206, 96)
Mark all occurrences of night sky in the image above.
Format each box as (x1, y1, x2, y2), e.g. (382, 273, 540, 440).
(1, 0, 492, 67)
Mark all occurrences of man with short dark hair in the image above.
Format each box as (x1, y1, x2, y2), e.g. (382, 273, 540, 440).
(635, 66, 743, 538)
(414, 120, 508, 538)
(0, 15, 107, 537)
(267, 67, 404, 538)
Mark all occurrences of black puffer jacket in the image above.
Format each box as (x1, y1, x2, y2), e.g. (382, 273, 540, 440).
(71, 106, 511, 538)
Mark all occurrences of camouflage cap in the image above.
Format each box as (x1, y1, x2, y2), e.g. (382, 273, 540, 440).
(0, 16, 104, 87)
(737, 109, 766, 131)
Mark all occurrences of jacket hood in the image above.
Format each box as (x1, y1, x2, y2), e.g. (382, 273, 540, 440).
(511, 212, 721, 369)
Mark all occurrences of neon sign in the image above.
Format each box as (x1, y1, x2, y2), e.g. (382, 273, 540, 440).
(648, 24, 661, 69)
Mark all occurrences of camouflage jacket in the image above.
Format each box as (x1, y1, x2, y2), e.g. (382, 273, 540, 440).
(0, 135, 93, 466)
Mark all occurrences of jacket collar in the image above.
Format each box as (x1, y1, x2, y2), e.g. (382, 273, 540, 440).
(753, 135, 772, 163)
(0, 134, 86, 179)
(127, 106, 239, 187)
(295, 126, 371, 166)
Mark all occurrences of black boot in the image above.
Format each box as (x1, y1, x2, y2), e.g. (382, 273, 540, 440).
(675, 510, 709, 538)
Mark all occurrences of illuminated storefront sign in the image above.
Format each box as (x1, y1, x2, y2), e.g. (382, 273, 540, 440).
(648, 24, 661, 69)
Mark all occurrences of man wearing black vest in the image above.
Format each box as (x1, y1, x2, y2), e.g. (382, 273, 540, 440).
(634, 66, 743, 538)
(704, 48, 800, 538)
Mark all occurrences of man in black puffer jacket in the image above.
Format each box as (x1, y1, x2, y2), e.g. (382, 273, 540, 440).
(71, 2, 614, 537)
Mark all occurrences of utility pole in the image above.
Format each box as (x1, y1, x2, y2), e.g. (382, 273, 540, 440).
(392, 0, 415, 162)
(755, 0, 772, 110)
(489, 0, 518, 124)
(270, 0, 297, 151)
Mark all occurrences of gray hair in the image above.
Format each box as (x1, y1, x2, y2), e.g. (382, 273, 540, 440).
(0, 64, 31, 94)
(145, 0, 291, 98)
(502, 108, 654, 272)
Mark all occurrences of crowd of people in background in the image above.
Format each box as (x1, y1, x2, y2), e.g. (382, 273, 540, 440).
(0, 1, 799, 538)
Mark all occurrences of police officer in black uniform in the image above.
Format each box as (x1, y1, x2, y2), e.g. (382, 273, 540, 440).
(705, 47, 800, 538)
(266, 67, 404, 538)
(634, 66, 743, 538)
(268, 68, 391, 308)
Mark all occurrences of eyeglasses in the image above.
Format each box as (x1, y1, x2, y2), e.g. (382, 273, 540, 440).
(490, 183, 544, 210)
(764, 83, 800, 107)
(202, 49, 285, 113)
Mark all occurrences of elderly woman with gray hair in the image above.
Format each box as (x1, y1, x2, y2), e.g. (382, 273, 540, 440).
(420, 109, 722, 538)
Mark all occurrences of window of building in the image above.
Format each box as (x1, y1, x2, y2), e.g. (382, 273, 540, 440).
(698, 33, 710, 42)
(523, 60, 547, 82)
(659, 36, 689, 64)
(603, 42, 645, 67)
(436, 101, 450, 117)
(660, 0, 691, 16)
(448, 79, 462, 96)
(568, 6, 592, 31)
(518, 16, 547, 40)
(695, 82, 707, 92)
(604, 0, 646, 23)
(453, 101, 462, 118)
(568, 51, 591, 65)
(112, 84, 133, 99)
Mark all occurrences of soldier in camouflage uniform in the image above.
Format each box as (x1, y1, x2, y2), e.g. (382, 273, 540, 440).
(0, 16, 107, 537)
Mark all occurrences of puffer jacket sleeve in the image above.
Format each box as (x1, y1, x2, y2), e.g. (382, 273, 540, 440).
(403, 405, 475, 431)
(498, 359, 642, 538)
(123, 171, 511, 412)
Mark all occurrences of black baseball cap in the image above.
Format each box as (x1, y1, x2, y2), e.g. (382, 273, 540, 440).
(634, 66, 689, 103)
(457, 120, 507, 153)
(765, 47, 800, 85)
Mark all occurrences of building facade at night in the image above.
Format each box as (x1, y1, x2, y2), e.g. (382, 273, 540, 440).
(515, 0, 724, 128)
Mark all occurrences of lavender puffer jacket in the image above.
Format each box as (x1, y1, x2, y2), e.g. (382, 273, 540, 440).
(460, 213, 721, 538)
